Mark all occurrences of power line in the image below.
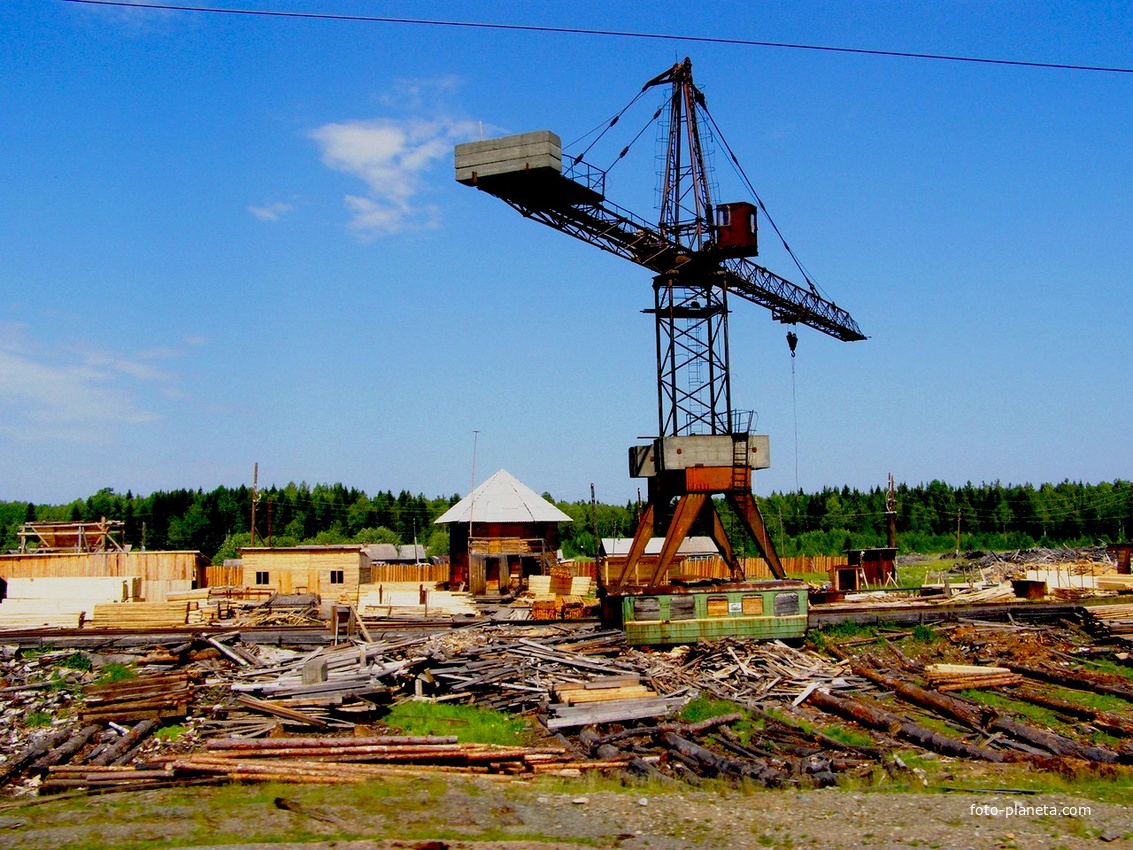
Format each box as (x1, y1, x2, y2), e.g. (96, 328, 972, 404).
(62, 0, 1133, 76)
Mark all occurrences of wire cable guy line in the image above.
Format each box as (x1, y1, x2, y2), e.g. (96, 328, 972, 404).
(62, 0, 1133, 76)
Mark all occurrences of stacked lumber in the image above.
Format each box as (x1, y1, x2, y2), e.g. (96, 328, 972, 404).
(356, 583, 478, 619)
(560, 595, 597, 619)
(527, 575, 553, 595)
(923, 663, 1023, 691)
(81, 672, 193, 723)
(89, 601, 194, 629)
(553, 675, 655, 705)
(1096, 574, 1133, 592)
(1083, 602, 1133, 637)
(569, 575, 593, 596)
(0, 576, 141, 630)
(530, 596, 560, 620)
(166, 738, 619, 782)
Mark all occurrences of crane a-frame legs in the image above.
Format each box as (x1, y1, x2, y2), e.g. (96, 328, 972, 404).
(613, 475, 786, 590)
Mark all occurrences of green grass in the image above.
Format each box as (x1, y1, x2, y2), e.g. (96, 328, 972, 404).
(817, 621, 878, 641)
(959, 689, 1067, 730)
(1078, 657, 1133, 682)
(25, 710, 52, 728)
(679, 695, 744, 723)
(153, 724, 186, 742)
(58, 652, 92, 671)
(1045, 686, 1133, 713)
(381, 700, 531, 746)
(95, 662, 136, 684)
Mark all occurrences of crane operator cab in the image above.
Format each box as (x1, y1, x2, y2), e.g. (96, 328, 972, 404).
(714, 201, 759, 258)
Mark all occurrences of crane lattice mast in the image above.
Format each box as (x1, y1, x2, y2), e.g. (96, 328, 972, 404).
(455, 58, 864, 587)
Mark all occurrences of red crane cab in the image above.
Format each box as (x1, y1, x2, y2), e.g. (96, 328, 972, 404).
(714, 201, 759, 258)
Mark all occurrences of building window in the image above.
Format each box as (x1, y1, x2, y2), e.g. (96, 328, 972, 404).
(330, 570, 345, 585)
(254, 571, 270, 586)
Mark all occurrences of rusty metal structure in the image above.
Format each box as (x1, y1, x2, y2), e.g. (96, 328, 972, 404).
(456, 58, 863, 597)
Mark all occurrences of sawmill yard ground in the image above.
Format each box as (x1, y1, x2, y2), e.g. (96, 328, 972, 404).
(2, 768, 1132, 850)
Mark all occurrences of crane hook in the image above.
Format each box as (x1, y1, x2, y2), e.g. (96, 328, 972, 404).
(786, 330, 798, 358)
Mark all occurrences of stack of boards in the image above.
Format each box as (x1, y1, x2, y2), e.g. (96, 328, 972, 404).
(0, 576, 141, 629)
(356, 582, 479, 619)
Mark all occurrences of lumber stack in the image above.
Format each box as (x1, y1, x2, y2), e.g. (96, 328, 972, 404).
(81, 672, 193, 723)
(1082, 602, 1133, 637)
(356, 583, 478, 619)
(923, 663, 1023, 691)
(0, 576, 141, 630)
(1096, 574, 1133, 592)
(89, 601, 194, 629)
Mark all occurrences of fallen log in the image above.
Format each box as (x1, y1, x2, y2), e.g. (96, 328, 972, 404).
(89, 720, 159, 767)
(0, 728, 72, 785)
(591, 713, 743, 746)
(852, 663, 1118, 763)
(1007, 662, 1133, 702)
(1009, 686, 1133, 737)
(658, 732, 784, 785)
(32, 725, 101, 771)
(806, 689, 1005, 762)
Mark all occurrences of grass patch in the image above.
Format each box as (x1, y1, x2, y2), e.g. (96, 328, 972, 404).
(154, 724, 187, 743)
(1078, 657, 1133, 682)
(818, 621, 878, 641)
(58, 651, 93, 671)
(820, 724, 876, 749)
(381, 701, 531, 746)
(680, 695, 744, 724)
(1045, 686, 1133, 714)
(25, 710, 52, 728)
(96, 662, 136, 684)
(910, 624, 936, 643)
(958, 689, 1066, 730)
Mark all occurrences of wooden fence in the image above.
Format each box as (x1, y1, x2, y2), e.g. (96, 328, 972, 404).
(371, 563, 451, 584)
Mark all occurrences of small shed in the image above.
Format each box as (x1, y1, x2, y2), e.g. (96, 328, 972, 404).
(434, 469, 572, 595)
(833, 547, 899, 590)
(239, 545, 371, 598)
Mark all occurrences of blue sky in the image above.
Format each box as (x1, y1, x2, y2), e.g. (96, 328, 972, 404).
(2, 1, 1131, 506)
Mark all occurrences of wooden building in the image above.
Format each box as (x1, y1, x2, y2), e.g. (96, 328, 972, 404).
(0, 550, 207, 603)
(434, 469, 572, 595)
(238, 545, 371, 598)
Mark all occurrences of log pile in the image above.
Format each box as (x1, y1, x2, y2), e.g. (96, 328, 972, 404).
(923, 663, 1023, 691)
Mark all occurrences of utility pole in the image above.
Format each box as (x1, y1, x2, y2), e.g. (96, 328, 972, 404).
(885, 473, 897, 550)
(591, 483, 603, 590)
(250, 462, 259, 547)
(955, 507, 962, 556)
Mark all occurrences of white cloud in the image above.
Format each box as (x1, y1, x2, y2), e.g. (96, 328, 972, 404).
(0, 327, 185, 444)
(310, 115, 477, 237)
(248, 201, 296, 222)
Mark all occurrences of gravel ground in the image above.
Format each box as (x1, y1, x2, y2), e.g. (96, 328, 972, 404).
(1, 776, 1130, 850)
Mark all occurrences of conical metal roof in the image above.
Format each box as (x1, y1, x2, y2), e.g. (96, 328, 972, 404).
(434, 469, 572, 525)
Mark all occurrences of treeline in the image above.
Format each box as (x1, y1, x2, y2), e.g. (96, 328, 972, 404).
(1, 479, 1130, 563)
(0, 484, 459, 565)
(554, 479, 1133, 558)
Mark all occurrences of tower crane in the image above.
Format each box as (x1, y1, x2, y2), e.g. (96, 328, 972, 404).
(456, 59, 864, 635)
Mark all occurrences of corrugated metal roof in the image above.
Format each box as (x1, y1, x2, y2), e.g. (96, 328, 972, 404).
(434, 469, 573, 525)
(600, 536, 720, 557)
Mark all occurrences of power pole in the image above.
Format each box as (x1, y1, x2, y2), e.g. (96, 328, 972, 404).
(885, 473, 897, 550)
(955, 507, 962, 556)
(250, 462, 259, 547)
(591, 483, 603, 590)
